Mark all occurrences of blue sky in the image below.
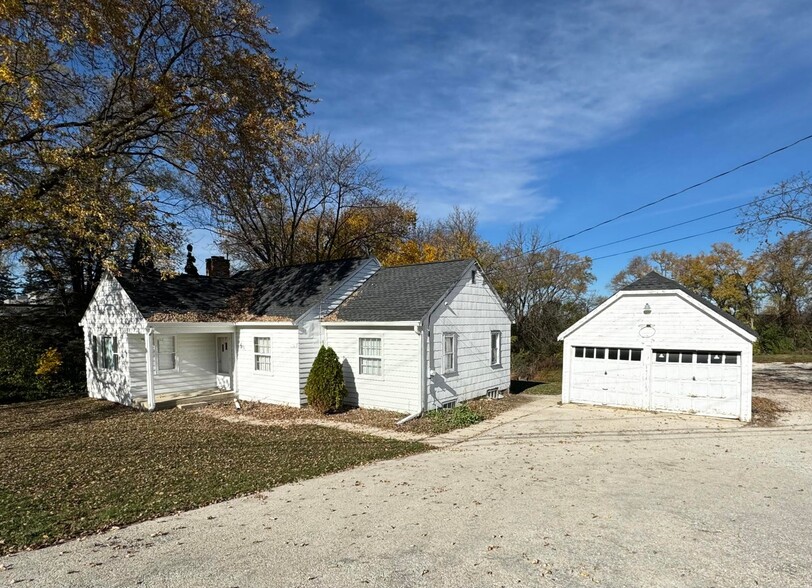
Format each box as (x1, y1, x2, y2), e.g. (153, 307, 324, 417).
(198, 0, 812, 292)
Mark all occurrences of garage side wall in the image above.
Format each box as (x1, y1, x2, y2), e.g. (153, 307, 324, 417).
(428, 272, 511, 409)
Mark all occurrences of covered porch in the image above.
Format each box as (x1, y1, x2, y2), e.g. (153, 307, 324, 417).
(128, 323, 237, 410)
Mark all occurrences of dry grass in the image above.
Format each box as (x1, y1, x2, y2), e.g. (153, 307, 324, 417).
(0, 398, 428, 555)
(208, 393, 534, 436)
(754, 354, 812, 364)
(750, 396, 786, 427)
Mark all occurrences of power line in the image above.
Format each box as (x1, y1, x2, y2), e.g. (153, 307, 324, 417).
(545, 131, 812, 247)
(573, 191, 783, 254)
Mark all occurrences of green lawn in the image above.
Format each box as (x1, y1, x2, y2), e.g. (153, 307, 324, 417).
(514, 368, 563, 396)
(0, 398, 429, 555)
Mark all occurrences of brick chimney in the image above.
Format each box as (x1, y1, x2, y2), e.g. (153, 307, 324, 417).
(205, 256, 230, 278)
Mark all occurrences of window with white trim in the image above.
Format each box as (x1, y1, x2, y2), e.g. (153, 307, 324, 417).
(443, 333, 456, 373)
(155, 336, 176, 371)
(93, 335, 119, 370)
(490, 331, 501, 366)
(359, 338, 382, 376)
(254, 337, 272, 372)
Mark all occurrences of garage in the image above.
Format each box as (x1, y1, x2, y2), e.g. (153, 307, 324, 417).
(557, 272, 758, 421)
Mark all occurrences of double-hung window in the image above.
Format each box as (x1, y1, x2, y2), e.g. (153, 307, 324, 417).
(443, 333, 456, 373)
(254, 337, 272, 372)
(490, 331, 501, 366)
(359, 338, 382, 376)
(93, 335, 119, 370)
(156, 336, 176, 371)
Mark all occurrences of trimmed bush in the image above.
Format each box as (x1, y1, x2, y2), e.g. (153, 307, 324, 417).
(305, 346, 347, 413)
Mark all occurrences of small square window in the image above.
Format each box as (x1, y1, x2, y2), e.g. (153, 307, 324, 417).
(656, 352, 667, 362)
(595, 348, 605, 359)
(680, 352, 693, 363)
(724, 354, 739, 364)
(630, 349, 641, 361)
(360, 337, 383, 376)
(608, 348, 619, 360)
(696, 353, 709, 364)
(710, 353, 723, 364)
(575, 347, 584, 358)
(667, 352, 680, 363)
(585, 347, 595, 359)
(619, 349, 630, 361)
(254, 337, 272, 372)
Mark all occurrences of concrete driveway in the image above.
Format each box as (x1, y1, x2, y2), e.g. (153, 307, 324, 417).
(3, 387, 811, 587)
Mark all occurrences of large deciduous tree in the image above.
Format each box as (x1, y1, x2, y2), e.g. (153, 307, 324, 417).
(200, 134, 415, 267)
(0, 0, 310, 308)
(738, 172, 812, 237)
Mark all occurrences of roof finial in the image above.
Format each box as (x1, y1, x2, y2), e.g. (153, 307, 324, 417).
(184, 244, 199, 276)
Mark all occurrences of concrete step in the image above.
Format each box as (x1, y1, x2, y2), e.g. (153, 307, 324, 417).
(135, 390, 235, 410)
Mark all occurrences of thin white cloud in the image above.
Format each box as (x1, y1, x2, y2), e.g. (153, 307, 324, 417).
(283, 0, 812, 223)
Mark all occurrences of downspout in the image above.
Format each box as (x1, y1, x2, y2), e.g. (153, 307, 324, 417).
(144, 327, 156, 411)
(396, 321, 426, 426)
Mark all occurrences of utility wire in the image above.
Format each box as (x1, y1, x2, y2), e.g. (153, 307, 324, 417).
(574, 191, 783, 254)
(546, 132, 812, 247)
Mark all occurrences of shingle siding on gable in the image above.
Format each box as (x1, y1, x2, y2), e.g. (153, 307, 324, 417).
(81, 273, 148, 406)
(428, 272, 511, 409)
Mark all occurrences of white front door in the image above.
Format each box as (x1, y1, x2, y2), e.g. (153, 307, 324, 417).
(216, 336, 232, 390)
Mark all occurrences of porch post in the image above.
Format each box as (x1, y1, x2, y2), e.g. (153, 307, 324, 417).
(145, 328, 156, 410)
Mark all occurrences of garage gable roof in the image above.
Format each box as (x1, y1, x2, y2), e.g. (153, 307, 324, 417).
(622, 272, 757, 338)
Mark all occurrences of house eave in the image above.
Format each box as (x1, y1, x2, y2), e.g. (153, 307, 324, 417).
(322, 320, 420, 328)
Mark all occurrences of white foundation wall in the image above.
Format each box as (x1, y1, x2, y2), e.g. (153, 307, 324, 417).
(80, 274, 148, 406)
(324, 326, 421, 414)
(236, 327, 301, 406)
(428, 274, 512, 409)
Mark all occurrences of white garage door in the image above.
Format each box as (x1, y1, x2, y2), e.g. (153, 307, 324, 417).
(651, 350, 741, 418)
(570, 346, 647, 409)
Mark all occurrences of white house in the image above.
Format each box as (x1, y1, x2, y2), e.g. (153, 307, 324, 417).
(79, 257, 511, 414)
(557, 271, 758, 421)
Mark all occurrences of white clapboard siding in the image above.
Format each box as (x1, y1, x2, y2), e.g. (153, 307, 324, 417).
(151, 332, 217, 394)
(560, 290, 755, 421)
(565, 292, 749, 349)
(428, 272, 512, 409)
(296, 258, 382, 403)
(236, 327, 301, 406)
(79, 273, 148, 405)
(325, 326, 421, 414)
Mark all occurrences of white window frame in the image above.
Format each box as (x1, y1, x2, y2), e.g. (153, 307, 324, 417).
(155, 335, 177, 372)
(490, 331, 501, 366)
(254, 336, 272, 373)
(443, 333, 457, 374)
(93, 334, 119, 371)
(358, 337, 383, 377)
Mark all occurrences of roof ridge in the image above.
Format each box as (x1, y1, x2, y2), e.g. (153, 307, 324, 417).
(383, 258, 473, 269)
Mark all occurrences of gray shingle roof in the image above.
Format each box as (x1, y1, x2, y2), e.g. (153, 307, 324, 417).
(622, 271, 757, 337)
(332, 259, 474, 322)
(118, 258, 370, 321)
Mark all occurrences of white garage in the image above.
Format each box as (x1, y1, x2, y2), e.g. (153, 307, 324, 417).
(557, 272, 758, 421)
